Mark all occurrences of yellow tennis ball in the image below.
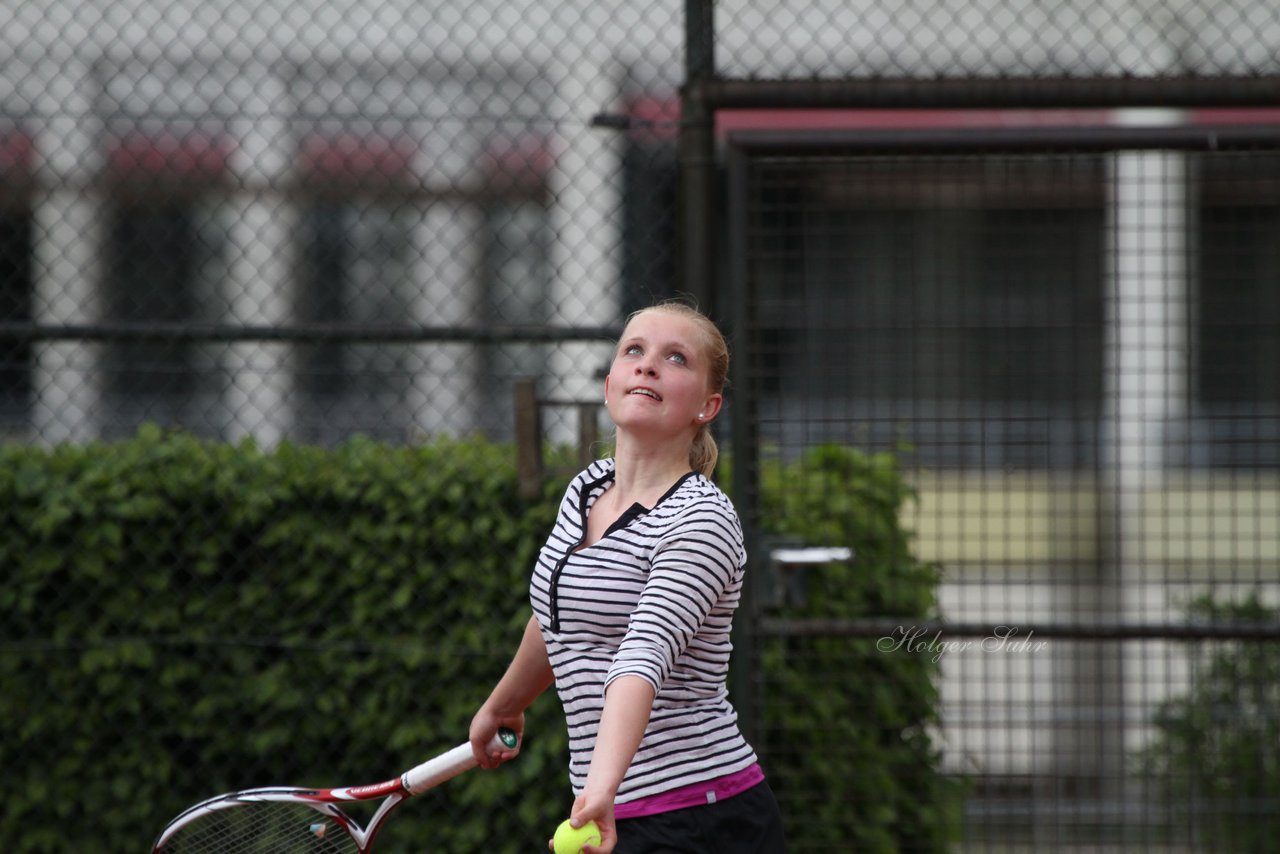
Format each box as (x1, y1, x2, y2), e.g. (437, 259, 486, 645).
(553, 818, 601, 854)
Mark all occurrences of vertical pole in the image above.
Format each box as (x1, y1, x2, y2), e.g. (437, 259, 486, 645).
(725, 142, 764, 746)
(577, 402, 599, 469)
(514, 379, 543, 499)
(680, 0, 717, 316)
(1095, 109, 1188, 813)
(684, 3, 769, 744)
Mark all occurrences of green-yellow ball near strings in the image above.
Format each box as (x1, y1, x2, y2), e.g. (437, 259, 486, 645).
(553, 818, 601, 854)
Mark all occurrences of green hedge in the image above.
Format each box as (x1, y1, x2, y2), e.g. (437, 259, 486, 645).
(1, 426, 564, 853)
(1, 428, 955, 852)
(751, 446, 963, 852)
(1135, 594, 1280, 853)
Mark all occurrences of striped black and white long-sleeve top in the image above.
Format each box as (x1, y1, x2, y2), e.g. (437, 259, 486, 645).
(530, 458, 759, 804)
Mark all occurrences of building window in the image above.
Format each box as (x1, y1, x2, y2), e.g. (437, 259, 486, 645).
(0, 129, 33, 435)
(748, 153, 1106, 468)
(475, 135, 555, 440)
(1192, 150, 1280, 467)
(294, 133, 417, 445)
(100, 130, 230, 439)
(620, 95, 680, 316)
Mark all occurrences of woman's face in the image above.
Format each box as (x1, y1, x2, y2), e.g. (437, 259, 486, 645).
(604, 309, 722, 439)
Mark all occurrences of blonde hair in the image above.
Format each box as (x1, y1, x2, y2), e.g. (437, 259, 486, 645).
(622, 300, 730, 478)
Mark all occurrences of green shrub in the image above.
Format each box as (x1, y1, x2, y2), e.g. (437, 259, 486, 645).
(746, 445, 962, 852)
(0, 430, 951, 852)
(1, 426, 564, 853)
(1135, 594, 1280, 853)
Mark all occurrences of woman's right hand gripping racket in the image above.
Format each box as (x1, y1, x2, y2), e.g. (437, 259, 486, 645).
(152, 728, 518, 853)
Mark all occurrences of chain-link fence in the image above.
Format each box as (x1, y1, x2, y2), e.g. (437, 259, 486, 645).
(5, 0, 1280, 851)
(0, 0, 701, 450)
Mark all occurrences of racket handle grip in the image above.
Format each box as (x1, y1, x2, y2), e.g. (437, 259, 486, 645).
(402, 728, 519, 794)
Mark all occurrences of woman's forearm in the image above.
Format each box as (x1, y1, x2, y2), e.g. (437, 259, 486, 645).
(584, 675, 656, 800)
(470, 615, 554, 767)
(486, 614, 555, 714)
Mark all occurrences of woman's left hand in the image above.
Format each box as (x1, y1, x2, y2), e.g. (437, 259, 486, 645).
(548, 791, 617, 854)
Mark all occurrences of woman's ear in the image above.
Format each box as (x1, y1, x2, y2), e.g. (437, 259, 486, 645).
(697, 393, 723, 423)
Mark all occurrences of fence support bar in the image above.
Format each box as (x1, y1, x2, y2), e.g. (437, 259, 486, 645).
(759, 618, 1280, 640)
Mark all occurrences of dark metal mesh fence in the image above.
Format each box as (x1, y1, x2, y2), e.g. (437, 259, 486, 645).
(727, 128, 1280, 851)
(4, 0, 1280, 851)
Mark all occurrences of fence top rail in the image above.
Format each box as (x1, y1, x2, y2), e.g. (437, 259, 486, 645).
(0, 322, 623, 344)
(697, 75, 1280, 111)
(723, 122, 1280, 155)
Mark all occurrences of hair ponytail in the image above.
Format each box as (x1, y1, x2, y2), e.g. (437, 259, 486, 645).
(690, 426, 718, 478)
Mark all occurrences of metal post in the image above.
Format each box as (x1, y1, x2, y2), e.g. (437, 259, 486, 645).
(679, 0, 717, 315)
(514, 379, 542, 499)
(724, 141, 765, 745)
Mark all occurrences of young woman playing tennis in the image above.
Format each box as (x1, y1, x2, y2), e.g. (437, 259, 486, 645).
(469, 301, 786, 853)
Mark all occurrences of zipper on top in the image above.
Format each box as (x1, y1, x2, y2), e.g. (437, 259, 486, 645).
(549, 469, 613, 633)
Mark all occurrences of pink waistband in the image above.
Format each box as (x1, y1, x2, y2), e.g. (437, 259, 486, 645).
(614, 764, 765, 820)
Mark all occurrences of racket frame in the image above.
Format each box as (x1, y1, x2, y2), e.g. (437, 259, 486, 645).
(151, 728, 518, 853)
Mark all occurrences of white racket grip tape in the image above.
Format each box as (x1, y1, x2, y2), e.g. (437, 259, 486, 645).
(401, 728, 518, 795)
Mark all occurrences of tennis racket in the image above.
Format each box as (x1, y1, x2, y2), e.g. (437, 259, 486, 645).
(151, 728, 518, 853)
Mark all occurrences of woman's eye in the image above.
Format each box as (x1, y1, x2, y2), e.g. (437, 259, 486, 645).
(625, 344, 643, 356)
(668, 352, 687, 365)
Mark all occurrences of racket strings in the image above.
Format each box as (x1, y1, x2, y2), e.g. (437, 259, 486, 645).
(156, 801, 360, 854)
